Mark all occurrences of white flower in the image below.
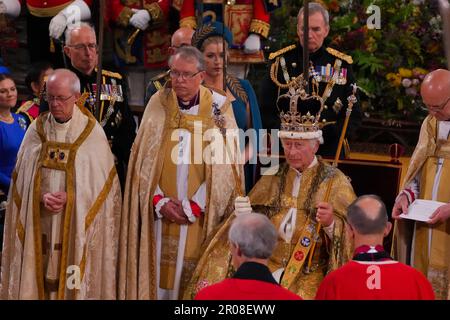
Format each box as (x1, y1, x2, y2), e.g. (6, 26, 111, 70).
(405, 87, 417, 96)
(402, 78, 412, 88)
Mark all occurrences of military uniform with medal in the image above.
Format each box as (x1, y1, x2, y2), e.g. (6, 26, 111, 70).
(74, 67, 136, 185)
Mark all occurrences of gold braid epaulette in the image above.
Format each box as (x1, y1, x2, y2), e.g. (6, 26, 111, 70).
(249, 19, 270, 39)
(101, 70, 123, 80)
(144, 2, 165, 27)
(116, 7, 134, 27)
(150, 70, 170, 82)
(16, 100, 34, 113)
(268, 44, 296, 60)
(179, 16, 197, 29)
(326, 47, 353, 64)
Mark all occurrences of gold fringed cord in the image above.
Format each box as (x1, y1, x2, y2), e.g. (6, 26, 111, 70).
(50, 38, 55, 53)
(127, 29, 140, 46)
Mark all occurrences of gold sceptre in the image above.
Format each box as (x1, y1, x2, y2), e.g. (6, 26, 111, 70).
(127, 28, 140, 46)
(305, 83, 358, 271)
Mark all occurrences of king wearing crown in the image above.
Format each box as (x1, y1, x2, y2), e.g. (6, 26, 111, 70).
(260, 1, 362, 157)
(184, 64, 357, 301)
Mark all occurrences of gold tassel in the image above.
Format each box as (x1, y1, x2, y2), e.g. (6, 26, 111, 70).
(127, 29, 140, 46)
(49, 38, 55, 53)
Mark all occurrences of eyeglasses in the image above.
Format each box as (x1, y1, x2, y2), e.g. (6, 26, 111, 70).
(67, 43, 98, 51)
(45, 94, 74, 103)
(169, 70, 202, 80)
(428, 97, 450, 111)
(171, 43, 190, 50)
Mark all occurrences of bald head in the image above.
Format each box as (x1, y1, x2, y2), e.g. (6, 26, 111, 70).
(171, 27, 195, 48)
(47, 69, 80, 94)
(46, 69, 81, 123)
(421, 69, 450, 120)
(347, 195, 388, 235)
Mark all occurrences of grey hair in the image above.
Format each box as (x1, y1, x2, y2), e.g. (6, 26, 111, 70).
(308, 138, 321, 147)
(168, 45, 205, 71)
(347, 195, 388, 235)
(298, 2, 329, 26)
(228, 213, 278, 259)
(65, 22, 96, 45)
(47, 68, 81, 94)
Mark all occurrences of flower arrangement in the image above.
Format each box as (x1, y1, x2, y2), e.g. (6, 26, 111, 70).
(269, 0, 447, 123)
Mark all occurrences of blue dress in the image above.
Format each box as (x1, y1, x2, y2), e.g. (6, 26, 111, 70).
(0, 113, 28, 194)
(226, 76, 263, 193)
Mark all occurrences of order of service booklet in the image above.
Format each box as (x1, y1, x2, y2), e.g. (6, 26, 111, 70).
(399, 199, 446, 222)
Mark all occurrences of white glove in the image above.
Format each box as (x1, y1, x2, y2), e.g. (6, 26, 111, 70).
(129, 9, 151, 30)
(234, 196, 252, 216)
(49, 13, 67, 39)
(0, 0, 21, 18)
(49, 0, 91, 39)
(243, 33, 261, 54)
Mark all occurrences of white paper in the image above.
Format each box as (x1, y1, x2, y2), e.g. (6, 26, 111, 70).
(399, 199, 446, 222)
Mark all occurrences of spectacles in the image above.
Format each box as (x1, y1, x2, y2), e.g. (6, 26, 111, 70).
(169, 70, 202, 80)
(171, 43, 190, 50)
(67, 43, 98, 51)
(45, 94, 74, 103)
(428, 97, 450, 111)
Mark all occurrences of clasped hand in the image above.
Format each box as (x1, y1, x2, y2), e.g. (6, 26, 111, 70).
(160, 198, 189, 225)
(42, 191, 67, 214)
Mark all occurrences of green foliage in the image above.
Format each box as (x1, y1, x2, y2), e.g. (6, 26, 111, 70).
(268, 0, 446, 122)
(353, 50, 385, 74)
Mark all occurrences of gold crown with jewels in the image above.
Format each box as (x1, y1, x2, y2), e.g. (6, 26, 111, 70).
(277, 74, 325, 141)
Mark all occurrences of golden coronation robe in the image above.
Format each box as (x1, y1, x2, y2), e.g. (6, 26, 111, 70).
(0, 105, 122, 300)
(184, 158, 355, 300)
(118, 84, 242, 299)
(392, 115, 450, 300)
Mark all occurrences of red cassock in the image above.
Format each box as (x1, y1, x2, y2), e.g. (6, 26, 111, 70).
(195, 278, 302, 300)
(315, 260, 435, 300)
(108, 0, 171, 69)
(179, 0, 270, 46)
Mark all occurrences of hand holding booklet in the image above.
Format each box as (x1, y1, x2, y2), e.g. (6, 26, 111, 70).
(399, 199, 446, 222)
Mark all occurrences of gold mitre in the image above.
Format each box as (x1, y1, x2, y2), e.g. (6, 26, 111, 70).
(277, 75, 325, 143)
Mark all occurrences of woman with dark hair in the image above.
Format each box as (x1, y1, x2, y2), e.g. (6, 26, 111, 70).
(15, 61, 53, 122)
(0, 73, 28, 245)
(192, 21, 263, 193)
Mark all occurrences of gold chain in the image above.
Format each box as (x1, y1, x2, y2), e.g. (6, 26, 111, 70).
(0, 112, 13, 123)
